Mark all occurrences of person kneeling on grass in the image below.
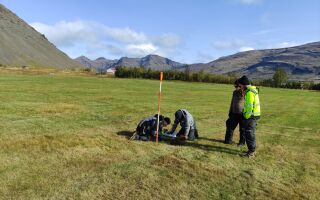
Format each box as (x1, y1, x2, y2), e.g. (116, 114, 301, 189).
(135, 114, 171, 141)
(168, 109, 198, 141)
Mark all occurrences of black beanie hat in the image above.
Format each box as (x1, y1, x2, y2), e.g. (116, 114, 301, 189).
(164, 117, 171, 125)
(238, 75, 250, 85)
(154, 114, 164, 121)
(234, 79, 239, 86)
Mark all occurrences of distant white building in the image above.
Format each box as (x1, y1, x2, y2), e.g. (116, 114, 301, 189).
(106, 68, 116, 74)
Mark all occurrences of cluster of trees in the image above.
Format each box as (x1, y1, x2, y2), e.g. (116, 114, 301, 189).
(258, 69, 320, 90)
(115, 66, 238, 84)
(114, 66, 320, 91)
(260, 78, 320, 90)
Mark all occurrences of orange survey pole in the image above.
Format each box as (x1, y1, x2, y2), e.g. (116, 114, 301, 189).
(156, 72, 163, 143)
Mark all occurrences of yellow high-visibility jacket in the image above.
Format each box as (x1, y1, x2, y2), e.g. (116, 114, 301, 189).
(243, 85, 261, 119)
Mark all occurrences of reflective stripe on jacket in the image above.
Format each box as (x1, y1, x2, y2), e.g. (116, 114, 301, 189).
(138, 116, 163, 136)
(243, 86, 261, 119)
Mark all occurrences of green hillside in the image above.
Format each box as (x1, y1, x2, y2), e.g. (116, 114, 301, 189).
(0, 74, 319, 199)
(0, 4, 83, 69)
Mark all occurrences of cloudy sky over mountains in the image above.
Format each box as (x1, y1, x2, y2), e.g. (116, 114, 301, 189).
(1, 0, 319, 63)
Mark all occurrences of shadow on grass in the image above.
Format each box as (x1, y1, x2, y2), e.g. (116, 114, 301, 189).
(116, 130, 134, 139)
(175, 141, 240, 155)
(169, 137, 240, 155)
(198, 137, 225, 143)
(116, 132, 239, 155)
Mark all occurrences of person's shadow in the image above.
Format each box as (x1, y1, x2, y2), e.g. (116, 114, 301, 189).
(116, 131, 240, 155)
(178, 141, 240, 155)
(169, 136, 240, 155)
(198, 137, 225, 143)
(116, 130, 134, 139)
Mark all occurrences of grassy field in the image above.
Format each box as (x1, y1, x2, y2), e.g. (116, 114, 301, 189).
(0, 73, 319, 200)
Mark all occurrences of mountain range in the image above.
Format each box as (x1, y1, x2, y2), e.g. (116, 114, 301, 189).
(76, 42, 320, 82)
(0, 3, 319, 82)
(190, 42, 320, 82)
(75, 54, 185, 72)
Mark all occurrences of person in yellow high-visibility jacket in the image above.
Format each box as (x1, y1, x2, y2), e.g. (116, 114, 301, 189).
(238, 76, 261, 157)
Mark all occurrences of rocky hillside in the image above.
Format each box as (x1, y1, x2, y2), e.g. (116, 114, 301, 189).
(190, 42, 320, 82)
(0, 4, 82, 69)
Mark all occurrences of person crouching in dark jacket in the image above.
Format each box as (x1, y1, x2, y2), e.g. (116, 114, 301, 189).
(136, 114, 171, 141)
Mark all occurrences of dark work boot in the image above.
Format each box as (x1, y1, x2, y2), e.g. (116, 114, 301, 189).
(224, 129, 234, 144)
(240, 150, 256, 158)
(188, 129, 196, 141)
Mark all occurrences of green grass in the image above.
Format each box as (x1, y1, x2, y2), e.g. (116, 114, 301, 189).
(0, 74, 319, 200)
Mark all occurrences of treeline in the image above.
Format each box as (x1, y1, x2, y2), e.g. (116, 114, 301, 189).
(115, 66, 238, 84)
(114, 66, 320, 91)
(260, 79, 320, 90)
(259, 68, 320, 90)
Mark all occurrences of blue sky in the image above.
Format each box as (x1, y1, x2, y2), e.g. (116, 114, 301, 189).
(1, 0, 319, 63)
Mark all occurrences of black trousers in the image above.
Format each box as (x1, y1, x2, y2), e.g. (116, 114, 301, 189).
(136, 125, 153, 141)
(241, 117, 258, 152)
(136, 125, 146, 135)
(177, 128, 198, 141)
(225, 113, 245, 144)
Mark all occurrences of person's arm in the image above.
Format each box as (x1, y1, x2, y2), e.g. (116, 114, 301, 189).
(158, 121, 163, 134)
(243, 91, 255, 119)
(148, 120, 156, 136)
(229, 91, 235, 116)
(170, 118, 179, 133)
(151, 119, 164, 136)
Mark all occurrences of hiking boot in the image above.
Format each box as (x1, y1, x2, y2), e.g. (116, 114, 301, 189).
(224, 140, 233, 145)
(140, 136, 149, 141)
(240, 150, 256, 158)
(237, 143, 245, 147)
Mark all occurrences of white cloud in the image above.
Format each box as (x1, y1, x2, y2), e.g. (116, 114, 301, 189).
(266, 41, 316, 49)
(260, 13, 272, 26)
(272, 42, 299, 48)
(104, 27, 148, 44)
(213, 39, 244, 49)
(156, 34, 182, 47)
(196, 52, 218, 63)
(125, 43, 158, 57)
(239, 46, 255, 52)
(213, 39, 255, 53)
(238, 0, 264, 5)
(251, 29, 274, 36)
(30, 20, 182, 59)
(31, 21, 100, 47)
